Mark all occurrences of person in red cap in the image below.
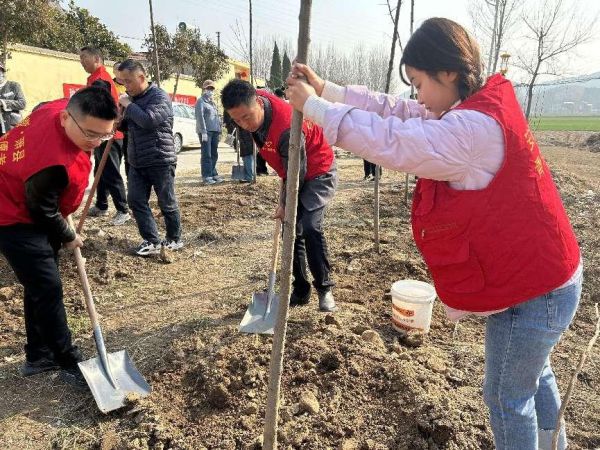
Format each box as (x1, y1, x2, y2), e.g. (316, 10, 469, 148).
(0, 86, 117, 385)
(195, 79, 223, 184)
(80, 46, 131, 226)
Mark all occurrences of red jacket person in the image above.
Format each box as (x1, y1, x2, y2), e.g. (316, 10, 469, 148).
(0, 87, 118, 384)
(221, 79, 337, 312)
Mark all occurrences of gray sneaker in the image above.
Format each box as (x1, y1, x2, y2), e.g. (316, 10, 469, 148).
(203, 177, 216, 185)
(213, 175, 224, 183)
(318, 290, 337, 312)
(162, 239, 184, 251)
(88, 205, 109, 217)
(111, 211, 131, 226)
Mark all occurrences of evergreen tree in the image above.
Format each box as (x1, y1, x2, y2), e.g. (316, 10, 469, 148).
(268, 42, 282, 89)
(281, 51, 291, 86)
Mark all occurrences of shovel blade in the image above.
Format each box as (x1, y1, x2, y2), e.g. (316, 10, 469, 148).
(78, 350, 151, 413)
(239, 292, 279, 335)
(231, 165, 245, 181)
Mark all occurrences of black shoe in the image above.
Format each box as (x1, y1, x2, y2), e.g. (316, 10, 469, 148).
(59, 365, 87, 388)
(290, 286, 311, 306)
(20, 357, 60, 377)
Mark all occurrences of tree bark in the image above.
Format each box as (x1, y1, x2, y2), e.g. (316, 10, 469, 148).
(263, 4, 312, 449)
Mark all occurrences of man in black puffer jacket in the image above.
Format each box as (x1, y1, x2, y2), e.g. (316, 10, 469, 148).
(118, 59, 183, 256)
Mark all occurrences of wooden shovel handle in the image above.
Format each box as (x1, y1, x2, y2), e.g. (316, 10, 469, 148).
(270, 180, 284, 273)
(67, 216, 101, 329)
(77, 138, 114, 234)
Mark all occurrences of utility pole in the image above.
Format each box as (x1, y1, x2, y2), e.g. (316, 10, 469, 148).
(216, 31, 221, 49)
(148, 0, 160, 87)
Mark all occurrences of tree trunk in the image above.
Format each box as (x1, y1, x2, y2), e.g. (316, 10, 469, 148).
(263, 4, 312, 449)
(173, 71, 181, 96)
(487, 0, 500, 75)
(249, 0, 254, 85)
(525, 77, 536, 119)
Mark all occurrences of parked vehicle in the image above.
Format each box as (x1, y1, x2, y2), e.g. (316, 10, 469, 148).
(172, 102, 200, 153)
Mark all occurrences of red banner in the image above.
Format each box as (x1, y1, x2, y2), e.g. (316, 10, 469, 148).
(169, 93, 197, 106)
(64, 83, 197, 106)
(63, 83, 86, 98)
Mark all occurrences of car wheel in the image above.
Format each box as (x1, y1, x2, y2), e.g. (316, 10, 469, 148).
(174, 133, 183, 154)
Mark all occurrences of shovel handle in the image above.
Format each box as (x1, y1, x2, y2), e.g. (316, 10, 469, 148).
(270, 180, 284, 273)
(67, 216, 102, 330)
(77, 138, 114, 234)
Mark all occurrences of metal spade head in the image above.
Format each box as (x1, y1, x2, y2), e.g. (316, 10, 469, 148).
(78, 350, 151, 413)
(239, 292, 280, 335)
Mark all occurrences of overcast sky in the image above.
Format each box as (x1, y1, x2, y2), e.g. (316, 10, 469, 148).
(75, 0, 600, 83)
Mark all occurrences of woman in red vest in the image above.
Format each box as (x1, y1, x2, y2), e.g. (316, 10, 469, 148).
(286, 18, 581, 450)
(0, 87, 117, 386)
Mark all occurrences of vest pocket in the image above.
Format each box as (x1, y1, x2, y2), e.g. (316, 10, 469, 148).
(422, 239, 485, 294)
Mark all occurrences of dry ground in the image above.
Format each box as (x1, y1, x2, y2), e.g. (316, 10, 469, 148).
(0, 134, 598, 450)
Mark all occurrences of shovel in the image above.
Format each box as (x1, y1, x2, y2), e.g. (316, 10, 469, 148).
(67, 217, 151, 412)
(230, 128, 245, 181)
(239, 207, 282, 334)
(239, 217, 282, 334)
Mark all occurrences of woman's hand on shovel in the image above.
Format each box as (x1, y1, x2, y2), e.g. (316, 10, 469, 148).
(272, 205, 285, 221)
(64, 234, 84, 250)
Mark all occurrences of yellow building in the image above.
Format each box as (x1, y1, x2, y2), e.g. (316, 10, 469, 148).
(4, 44, 259, 115)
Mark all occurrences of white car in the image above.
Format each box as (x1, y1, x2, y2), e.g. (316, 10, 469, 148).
(172, 102, 200, 153)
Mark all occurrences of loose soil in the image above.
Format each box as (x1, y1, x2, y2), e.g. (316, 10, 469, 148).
(1, 133, 599, 450)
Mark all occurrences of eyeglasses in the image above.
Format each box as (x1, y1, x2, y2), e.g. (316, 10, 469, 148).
(68, 111, 114, 142)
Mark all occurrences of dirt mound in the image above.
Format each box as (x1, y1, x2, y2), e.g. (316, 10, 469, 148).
(584, 133, 600, 152)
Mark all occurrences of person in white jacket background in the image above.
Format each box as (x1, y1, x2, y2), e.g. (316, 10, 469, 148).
(285, 17, 582, 450)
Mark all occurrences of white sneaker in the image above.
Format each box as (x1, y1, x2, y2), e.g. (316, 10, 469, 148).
(111, 211, 131, 226)
(162, 239, 184, 251)
(88, 205, 109, 217)
(213, 175, 224, 183)
(203, 177, 216, 185)
(135, 240, 161, 256)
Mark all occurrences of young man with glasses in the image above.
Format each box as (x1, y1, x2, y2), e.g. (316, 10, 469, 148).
(0, 86, 118, 385)
(80, 46, 131, 226)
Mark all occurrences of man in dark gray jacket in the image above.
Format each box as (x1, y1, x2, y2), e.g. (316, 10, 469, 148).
(117, 59, 183, 256)
(0, 63, 26, 136)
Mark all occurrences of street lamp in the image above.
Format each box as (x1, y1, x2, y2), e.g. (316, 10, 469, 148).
(500, 52, 511, 76)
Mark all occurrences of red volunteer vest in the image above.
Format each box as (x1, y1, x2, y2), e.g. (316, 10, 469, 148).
(257, 90, 334, 180)
(0, 99, 92, 226)
(87, 66, 124, 140)
(411, 74, 580, 312)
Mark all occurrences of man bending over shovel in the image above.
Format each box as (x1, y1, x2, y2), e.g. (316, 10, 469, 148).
(0, 86, 118, 385)
(222, 79, 337, 312)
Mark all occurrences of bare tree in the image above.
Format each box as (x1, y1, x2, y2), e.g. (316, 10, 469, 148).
(515, 0, 595, 118)
(469, 0, 521, 75)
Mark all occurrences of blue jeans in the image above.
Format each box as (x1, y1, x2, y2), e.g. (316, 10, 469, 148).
(242, 154, 254, 181)
(200, 131, 220, 178)
(127, 165, 181, 244)
(483, 272, 582, 450)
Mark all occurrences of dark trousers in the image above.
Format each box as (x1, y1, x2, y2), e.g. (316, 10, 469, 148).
(292, 203, 334, 293)
(94, 139, 128, 213)
(363, 160, 381, 178)
(256, 153, 268, 175)
(0, 225, 80, 366)
(127, 164, 182, 244)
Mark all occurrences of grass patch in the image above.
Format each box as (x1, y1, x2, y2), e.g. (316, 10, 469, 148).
(531, 116, 600, 131)
(67, 314, 90, 336)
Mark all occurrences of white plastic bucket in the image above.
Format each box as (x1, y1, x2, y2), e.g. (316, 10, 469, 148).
(390, 280, 437, 333)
